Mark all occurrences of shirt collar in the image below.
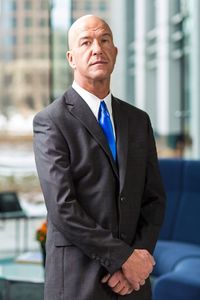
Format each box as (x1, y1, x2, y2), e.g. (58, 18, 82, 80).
(72, 81, 112, 120)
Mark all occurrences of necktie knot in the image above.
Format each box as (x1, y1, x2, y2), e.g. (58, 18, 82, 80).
(98, 101, 116, 161)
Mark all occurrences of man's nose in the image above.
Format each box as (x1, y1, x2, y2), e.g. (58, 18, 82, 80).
(92, 40, 102, 55)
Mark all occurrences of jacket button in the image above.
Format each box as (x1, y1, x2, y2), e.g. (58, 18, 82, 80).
(120, 196, 125, 202)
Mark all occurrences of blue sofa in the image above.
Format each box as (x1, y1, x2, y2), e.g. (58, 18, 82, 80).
(152, 159, 200, 300)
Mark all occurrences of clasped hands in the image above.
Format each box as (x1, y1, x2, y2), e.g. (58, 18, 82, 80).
(101, 249, 155, 296)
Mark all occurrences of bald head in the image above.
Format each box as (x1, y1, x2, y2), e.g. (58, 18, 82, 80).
(68, 15, 113, 50)
(66, 14, 118, 92)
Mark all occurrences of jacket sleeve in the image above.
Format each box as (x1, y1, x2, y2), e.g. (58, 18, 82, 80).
(33, 111, 133, 274)
(132, 116, 166, 254)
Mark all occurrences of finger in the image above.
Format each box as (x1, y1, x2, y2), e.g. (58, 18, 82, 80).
(135, 285, 140, 292)
(108, 276, 119, 288)
(118, 285, 133, 296)
(142, 249, 155, 266)
(150, 255, 156, 266)
(127, 287, 134, 294)
(107, 271, 123, 288)
(112, 281, 123, 293)
(146, 252, 155, 266)
(140, 280, 145, 286)
(101, 273, 111, 283)
(133, 282, 140, 291)
(149, 264, 154, 274)
(129, 280, 140, 290)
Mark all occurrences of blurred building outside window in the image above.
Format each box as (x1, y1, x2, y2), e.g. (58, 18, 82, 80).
(84, 0, 92, 12)
(24, 0, 32, 10)
(99, 2, 107, 12)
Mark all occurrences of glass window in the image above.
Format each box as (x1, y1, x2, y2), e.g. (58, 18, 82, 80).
(39, 18, 47, 27)
(24, 17, 33, 27)
(84, 1, 92, 12)
(12, 17, 17, 27)
(11, 0, 17, 11)
(173, 0, 181, 14)
(24, 0, 32, 10)
(26, 95, 35, 109)
(0, 0, 71, 258)
(41, 1, 48, 10)
(99, 1, 107, 12)
(72, 0, 77, 11)
(24, 35, 33, 44)
(12, 35, 17, 45)
(4, 36, 13, 47)
(146, 0, 156, 30)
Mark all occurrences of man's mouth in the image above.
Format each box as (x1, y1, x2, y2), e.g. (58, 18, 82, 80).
(90, 61, 108, 66)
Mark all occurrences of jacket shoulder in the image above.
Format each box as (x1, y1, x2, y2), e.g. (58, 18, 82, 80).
(114, 97, 150, 120)
(33, 89, 70, 122)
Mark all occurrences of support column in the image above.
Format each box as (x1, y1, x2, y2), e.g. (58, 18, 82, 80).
(110, 0, 127, 100)
(134, 0, 146, 110)
(156, 0, 170, 135)
(190, 0, 200, 158)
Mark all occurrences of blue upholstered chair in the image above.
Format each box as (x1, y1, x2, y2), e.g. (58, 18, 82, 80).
(153, 258, 200, 300)
(153, 159, 200, 300)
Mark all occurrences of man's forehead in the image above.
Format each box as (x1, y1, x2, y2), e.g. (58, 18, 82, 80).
(76, 22, 112, 37)
(77, 27, 112, 38)
(68, 15, 113, 49)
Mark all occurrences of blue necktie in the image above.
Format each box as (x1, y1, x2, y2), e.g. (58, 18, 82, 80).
(98, 101, 116, 160)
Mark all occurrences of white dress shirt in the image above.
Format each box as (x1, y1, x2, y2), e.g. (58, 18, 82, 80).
(72, 81, 116, 138)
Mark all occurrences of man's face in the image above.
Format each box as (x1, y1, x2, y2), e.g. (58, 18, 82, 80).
(67, 17, 118, 84)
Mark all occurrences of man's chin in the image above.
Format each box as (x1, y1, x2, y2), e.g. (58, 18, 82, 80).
(89, 70, 111, 81)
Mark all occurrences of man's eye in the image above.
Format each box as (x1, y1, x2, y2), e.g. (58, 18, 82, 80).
(81, 41, 90, 46)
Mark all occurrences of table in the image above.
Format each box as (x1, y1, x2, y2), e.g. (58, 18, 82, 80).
(0, 259, 44, 299)
(0, 260, 44, 282)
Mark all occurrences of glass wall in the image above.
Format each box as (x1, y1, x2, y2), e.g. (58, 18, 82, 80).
(0, 0, 51, 201)
(0, 0, 71, 255)
(0, 0, 71, 197)
(125, 0, 199, 158)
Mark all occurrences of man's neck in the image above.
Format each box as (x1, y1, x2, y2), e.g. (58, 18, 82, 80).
(74, 78, 110, 99)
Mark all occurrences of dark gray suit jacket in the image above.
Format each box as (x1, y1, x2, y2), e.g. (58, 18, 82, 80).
(33, 87, 165, 300)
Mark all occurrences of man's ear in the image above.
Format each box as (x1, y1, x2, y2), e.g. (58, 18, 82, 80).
(115, 46, 118, 57)
(66, 51, 76, 69)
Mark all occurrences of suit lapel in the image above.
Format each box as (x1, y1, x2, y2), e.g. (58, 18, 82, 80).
(64, 88, 118, 178)
(112, 97, 128, 193)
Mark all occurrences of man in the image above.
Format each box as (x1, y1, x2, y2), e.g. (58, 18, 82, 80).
(33, 15, 165, 300)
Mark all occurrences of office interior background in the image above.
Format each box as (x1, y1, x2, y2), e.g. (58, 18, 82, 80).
(0, 0, 199, 257)
(0, 1, 200, 299)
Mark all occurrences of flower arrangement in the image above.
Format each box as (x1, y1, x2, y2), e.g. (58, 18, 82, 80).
(36, 221, 47, 246)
